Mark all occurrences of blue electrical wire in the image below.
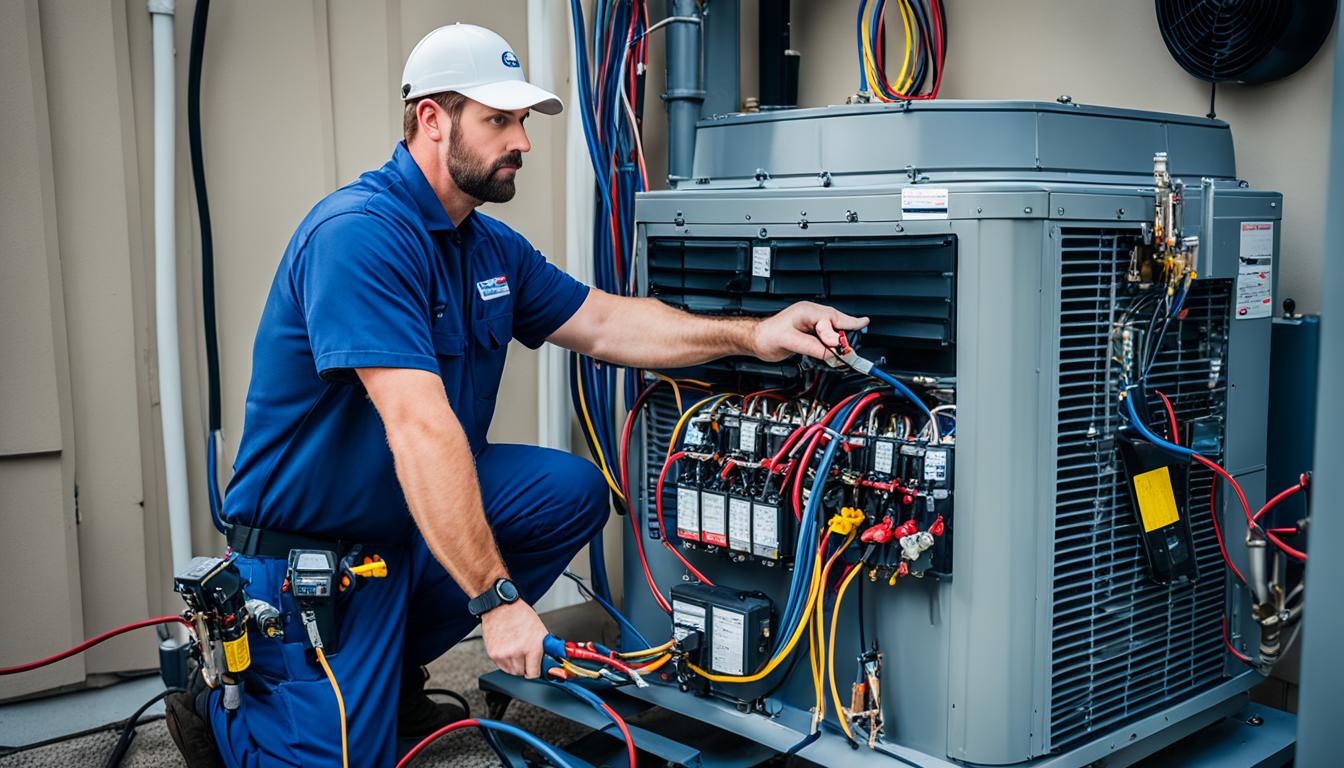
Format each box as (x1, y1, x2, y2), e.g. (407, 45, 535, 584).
(586, 530, 616, 608)
(1123, 391, 1194, 458)
(458, 719, 582, 768)
(547, 680, 634, 759)
(867, 365, 935, 422)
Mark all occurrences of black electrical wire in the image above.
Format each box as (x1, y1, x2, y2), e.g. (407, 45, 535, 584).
(188, 0, 228, 534)
(102, 687, 185, 768)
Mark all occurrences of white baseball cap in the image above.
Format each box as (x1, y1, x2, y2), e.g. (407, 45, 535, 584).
(400, 23, 563, 115)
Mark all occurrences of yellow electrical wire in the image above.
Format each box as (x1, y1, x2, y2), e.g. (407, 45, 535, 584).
(811, 529, 859, 727)
(894, 0, 917, 93)
(561, 660, 603, 679)
(827, 561, 866, 742)
(689, 530, 833, 683)
(617, 639, 675, 659)
(576, 366, 627, 502)
(665, 394, 735, 459)
(859, 0, 919, 101)
(634, 654, 672, 674)
(314, 647, 348, 768)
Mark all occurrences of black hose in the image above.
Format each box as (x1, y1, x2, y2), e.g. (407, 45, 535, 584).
(103, 687, 185, 768)
(188, 0, 228, 533)
(188, 0, 218, 432)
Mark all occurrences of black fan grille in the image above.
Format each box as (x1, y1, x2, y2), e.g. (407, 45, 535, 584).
(1156, 0, 1291, 82)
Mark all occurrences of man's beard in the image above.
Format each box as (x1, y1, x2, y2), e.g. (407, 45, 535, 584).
(448, 127, 522, 204)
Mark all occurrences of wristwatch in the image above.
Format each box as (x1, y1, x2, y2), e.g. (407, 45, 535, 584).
(467, 578, 521, 617)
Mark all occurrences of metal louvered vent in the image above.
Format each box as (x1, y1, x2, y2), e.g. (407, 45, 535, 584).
(1049, 229, 1232, 751)
(641, 387, 681, 540)
(648, 236, 957, 374)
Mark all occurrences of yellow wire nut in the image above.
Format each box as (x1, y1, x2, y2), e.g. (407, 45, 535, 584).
(313, 646, 349, 768)
(827, 507, 866, 536)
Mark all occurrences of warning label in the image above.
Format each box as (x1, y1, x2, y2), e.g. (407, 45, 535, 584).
(701, 492, 727, 546)
(1133, 466, 1180, 533)
(751, 246, 772, 278)
(711, 606, 746, 675)
(728, 497, 752, 552)
(901, 187, 949, 220)
(1235, 221, 1273, 320)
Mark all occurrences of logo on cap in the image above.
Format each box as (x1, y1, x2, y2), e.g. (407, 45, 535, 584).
(501, 51, 520, 68)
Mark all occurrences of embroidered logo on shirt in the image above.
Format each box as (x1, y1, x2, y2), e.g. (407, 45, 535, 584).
(476, 275, 511, 301)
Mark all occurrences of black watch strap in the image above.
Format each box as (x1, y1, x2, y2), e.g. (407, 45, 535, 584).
(467, 578, 520, 617)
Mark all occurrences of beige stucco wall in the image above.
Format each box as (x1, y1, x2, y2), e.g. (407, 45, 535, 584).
(1, 0, 1334, 699)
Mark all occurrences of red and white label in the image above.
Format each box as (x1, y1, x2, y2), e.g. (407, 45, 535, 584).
(1235, 222, 1273, 320)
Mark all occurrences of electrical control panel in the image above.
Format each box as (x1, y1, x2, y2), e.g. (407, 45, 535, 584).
(614, 102, 1279, 767)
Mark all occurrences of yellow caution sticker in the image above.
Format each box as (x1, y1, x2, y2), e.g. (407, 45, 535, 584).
(1133, 466, 1180, 532)
(224, 635, 251, 673)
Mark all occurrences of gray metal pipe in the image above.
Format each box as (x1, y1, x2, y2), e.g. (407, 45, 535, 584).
(664, 0, 703, 186)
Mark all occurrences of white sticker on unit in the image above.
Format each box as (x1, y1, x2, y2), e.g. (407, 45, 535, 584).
(711, 606, 746, 675)
(728, 497, 752, 551)
(672, 601, 706, 642)
(901, 187, 949, 220)
(924, 449, 948, 482)
(752, 503, 780, 558)
(751, 246, 772, 278)
(701, 492, 727, 543)
(1235, 222, 1274, 320)
(874, 440, 895, 475)
(676, 486, 701, 535)
(739, 421, 759, 454)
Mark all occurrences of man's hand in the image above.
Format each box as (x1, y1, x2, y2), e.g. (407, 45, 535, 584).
(751, 301, 869, 363)
(480, 601, 549, 679)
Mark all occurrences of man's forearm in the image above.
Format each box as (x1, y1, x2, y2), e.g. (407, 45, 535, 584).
(579, 294, 760, 368)
(384, 409, 506, 597)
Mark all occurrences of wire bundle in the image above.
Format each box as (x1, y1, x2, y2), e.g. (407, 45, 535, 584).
(568, 0, 656, 606)
(856, 0, 947, 101)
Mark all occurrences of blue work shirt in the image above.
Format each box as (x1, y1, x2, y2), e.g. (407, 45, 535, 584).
(222, 142, 589, 542)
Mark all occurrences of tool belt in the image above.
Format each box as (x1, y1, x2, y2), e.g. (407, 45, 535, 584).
(226, 524, 350, 560)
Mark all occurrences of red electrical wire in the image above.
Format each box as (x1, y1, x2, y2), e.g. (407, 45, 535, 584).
(1253, 475, 1309, 523)
(397, 719, 479, 767)
(1267, 527, 1298, 535)
(565, 644, 643, 679)
(1155, 390, 1179, 444)
(618, 382, 673, 613)
(654, 450, 715, 585)
(1222, 614, 1253, 664)
(601, 702, 638, 768)
(1207, 478, 1246, 584)
(0, 615, 191, 676)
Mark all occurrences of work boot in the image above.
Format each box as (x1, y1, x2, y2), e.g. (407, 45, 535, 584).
(164, 673, 224, 768)
(397, 665, 467, 738)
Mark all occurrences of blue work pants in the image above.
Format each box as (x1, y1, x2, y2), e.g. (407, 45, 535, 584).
(208, 444, 609, 767)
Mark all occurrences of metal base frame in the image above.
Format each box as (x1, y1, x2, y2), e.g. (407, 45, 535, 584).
(478, 672, 1294, 768)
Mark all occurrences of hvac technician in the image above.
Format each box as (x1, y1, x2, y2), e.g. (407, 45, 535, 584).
(165, 24, 866, 767)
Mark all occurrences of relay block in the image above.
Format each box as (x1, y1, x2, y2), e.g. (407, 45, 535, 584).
(659, 396, 956, 578)
(671, 583, 773, 677)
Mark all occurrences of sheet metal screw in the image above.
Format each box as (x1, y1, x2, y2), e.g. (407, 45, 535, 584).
(1024, 207, 1033, 214)
(846, 210, 858, 222)
(1057, 207, 1065, 215)
(758, 227, 768, 238)
(1247, 715, 1264, 726)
